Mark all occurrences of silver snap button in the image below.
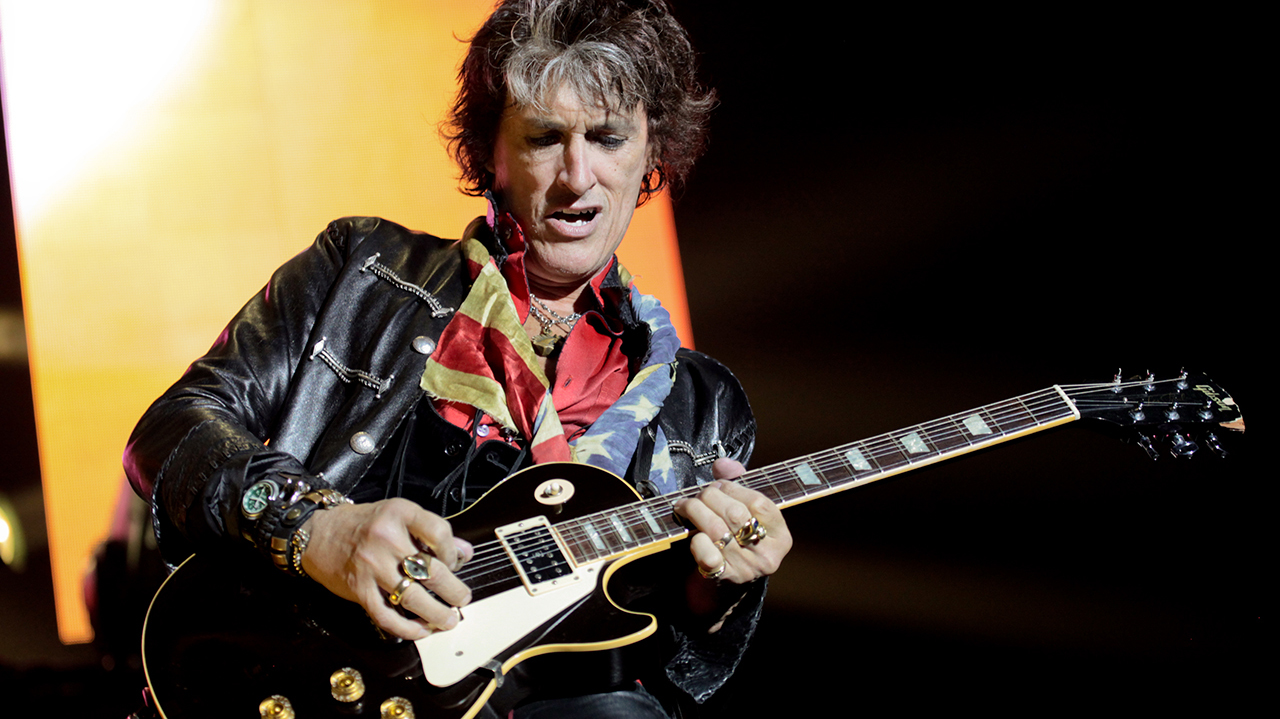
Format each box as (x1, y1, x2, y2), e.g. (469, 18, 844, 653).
(476, 424, 490, 437)
(411, 336, 436, 355)
(349, 431, 376, 454)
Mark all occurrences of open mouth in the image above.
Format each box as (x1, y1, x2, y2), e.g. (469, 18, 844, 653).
(549, 209, 598, 226)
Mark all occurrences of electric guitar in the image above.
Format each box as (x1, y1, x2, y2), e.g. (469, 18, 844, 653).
(141, 371, 1244, 718)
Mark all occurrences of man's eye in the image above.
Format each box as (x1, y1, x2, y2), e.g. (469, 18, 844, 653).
(528, 134, 559, 147)
(595, 135, 626, 149)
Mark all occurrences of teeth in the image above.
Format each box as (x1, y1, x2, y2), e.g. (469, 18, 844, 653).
(553, 210, 596, 223)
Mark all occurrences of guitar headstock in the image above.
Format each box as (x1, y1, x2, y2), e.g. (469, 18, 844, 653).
(1064, 370, 1244, 459)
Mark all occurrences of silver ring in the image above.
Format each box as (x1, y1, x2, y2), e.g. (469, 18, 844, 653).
(401, 553, 433, 582)
(713, 532, 733, 550)
(387, 576, 415, 606)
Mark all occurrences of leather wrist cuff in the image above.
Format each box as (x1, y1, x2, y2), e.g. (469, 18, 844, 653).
(267, 487, 352, 577)
(240, 473, 351, 577)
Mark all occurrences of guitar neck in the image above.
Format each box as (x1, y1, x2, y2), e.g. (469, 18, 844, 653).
(554, 385, 1081, 564)
(756, 384, 1081, 510)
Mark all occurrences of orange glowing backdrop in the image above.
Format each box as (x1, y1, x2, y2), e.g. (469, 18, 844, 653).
(1, 1, 691, 643)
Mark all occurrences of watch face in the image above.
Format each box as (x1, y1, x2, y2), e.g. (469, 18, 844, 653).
(241, 479, 281, 520)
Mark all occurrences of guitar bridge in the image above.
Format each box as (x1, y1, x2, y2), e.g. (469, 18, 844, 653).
(495, 516, 583, 595)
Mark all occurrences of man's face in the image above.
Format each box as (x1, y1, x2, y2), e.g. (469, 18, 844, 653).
(489, 85, 651, 294)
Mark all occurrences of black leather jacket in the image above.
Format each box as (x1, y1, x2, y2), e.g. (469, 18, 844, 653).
(124, 216, 763, 705)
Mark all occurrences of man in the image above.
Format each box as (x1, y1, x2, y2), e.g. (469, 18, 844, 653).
(126, 2, 790, 716)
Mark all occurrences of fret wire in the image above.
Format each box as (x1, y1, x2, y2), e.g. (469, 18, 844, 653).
(904, 423, 939, 454)
(983, 401, 1032, 432)
(937, 414, 977, 452)
(556, 499, 687, 561)
(987, 396, 1039, 432)
(1023, 390, 1075, 422)
(976, 403, 1007, 438)
(610, 506, 662, 545)
(758, 479, 789, 505)
(517, 388, 1081, 585)
(470, 385, 1085, 584)
(943, 410, 983, 441)
(768, 467, 811, 496)
(759, 389, 1070, 482)
(1013, 394, 1048, 426)
(858, 390, 1061, 469)
(815, 449, 855, 484)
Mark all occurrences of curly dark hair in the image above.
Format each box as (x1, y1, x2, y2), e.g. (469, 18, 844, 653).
(445, 0, 715, 202)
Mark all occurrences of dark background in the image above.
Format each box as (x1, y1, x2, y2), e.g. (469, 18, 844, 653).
(669, 5, 1264, 715)
(1, 4, 1264, 715)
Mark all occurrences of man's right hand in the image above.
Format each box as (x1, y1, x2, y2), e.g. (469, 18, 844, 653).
(300, 498, 473, 640)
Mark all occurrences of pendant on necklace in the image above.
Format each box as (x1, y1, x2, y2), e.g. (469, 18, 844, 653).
(531, 332, 562, 357)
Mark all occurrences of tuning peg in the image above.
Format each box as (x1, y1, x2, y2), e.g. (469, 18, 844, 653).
(1111, 369, 1124, 393)
(1203, 432, 1229, 459)
(1129, 401, 1146, 422)
(1135, 432, 1159, 460)
(1164, 401, 1181, 421)
(1198, 399, 1214, 421)
(1177, 368, 1190, 390)
(1165, 429, 1199, 459)
(1144, 371, 1156, 392)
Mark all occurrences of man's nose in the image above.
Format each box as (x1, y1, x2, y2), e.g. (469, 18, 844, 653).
(557, 138, 596, 195)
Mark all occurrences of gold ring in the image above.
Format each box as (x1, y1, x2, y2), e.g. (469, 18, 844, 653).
(401, 552, 432, 582)
(387, 576, 415, 606)
(699, 561, 727, 580)
(734, 516, 766, 546)
(713, 532, 733, 550)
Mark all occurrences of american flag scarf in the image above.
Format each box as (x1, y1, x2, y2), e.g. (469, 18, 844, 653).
(419, 215, 683, 492)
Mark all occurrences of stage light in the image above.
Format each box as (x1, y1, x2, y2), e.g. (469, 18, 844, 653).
(0, 492, 25, 571)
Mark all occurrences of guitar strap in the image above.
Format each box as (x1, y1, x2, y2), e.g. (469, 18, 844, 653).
(626, 414, 664, 499)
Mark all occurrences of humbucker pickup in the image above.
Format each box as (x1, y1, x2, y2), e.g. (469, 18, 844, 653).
(495, 516, 583, 595)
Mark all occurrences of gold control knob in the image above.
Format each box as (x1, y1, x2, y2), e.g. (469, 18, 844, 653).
(380, 696, 415, 718)
(330, 667, 366, 702)
(259, 695, 295, 719)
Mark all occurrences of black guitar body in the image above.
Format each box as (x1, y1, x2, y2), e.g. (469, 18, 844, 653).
(142, 464, 663, 719)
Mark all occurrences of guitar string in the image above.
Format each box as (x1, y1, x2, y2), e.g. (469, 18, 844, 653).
(553, 379, 1186, 552)
(746, 377, 1198, 480)
(555, 377, 1200, 551)
(554, 387, 1078, 553)
(735, 388, 1068, 481)
(745, 377, 1213, 502)
(504, 379, 1209, 573)
(461, 379, 1203, 587)
(454, 377, 1213, 585)
(474, 383, 1093, 566)
(738, 395, 1126, 490)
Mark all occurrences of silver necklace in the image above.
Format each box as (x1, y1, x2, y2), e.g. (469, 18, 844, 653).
(529, 293, 582, 333)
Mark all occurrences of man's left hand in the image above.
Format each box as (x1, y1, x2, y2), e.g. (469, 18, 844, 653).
(673, 458, 792, 584)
